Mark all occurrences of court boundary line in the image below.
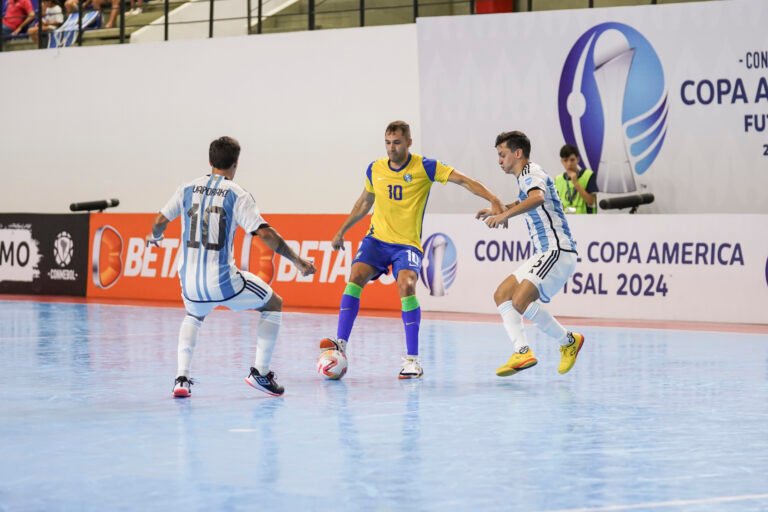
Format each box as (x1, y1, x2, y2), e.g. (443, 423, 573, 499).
(545, 492, 768, 512)
(1, 294, 766, 334)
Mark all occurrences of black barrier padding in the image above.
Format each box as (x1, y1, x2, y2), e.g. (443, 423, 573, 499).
(0, 214, 90, 296)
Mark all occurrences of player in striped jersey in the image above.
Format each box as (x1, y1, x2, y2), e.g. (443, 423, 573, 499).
(147, 136, 316, 398)
(478, 131, 585, 377)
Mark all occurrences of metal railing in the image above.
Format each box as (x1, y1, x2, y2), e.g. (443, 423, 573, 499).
(0, 0, 676, 52)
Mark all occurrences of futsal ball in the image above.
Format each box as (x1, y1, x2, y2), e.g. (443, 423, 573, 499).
(317, 349, 348, 380)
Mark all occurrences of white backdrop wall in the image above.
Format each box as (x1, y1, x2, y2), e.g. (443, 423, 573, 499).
(418, 0, 768, 214)
(0, 25, 421, 214)
(1, 1, 767, 216)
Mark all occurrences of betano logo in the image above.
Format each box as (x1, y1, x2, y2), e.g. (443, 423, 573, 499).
(420, 233, 457, 297)
(92, 225, 380, 288)
(559, 22, 668, 194)
(266, 239, 392, 285)
(92, 225, 124, 289)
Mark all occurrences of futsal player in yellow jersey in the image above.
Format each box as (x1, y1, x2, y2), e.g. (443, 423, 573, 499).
(321, 120, 505, 379)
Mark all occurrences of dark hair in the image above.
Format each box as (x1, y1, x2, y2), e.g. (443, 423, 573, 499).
(386, 120, 411, 139)
(495, 131, 530, 158)
(559, 144, 580, 159)
(209, 136, 241, 170)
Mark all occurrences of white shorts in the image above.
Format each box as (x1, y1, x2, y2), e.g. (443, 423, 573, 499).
(513, 250, 577, 303)
(183, 271, 274, 318)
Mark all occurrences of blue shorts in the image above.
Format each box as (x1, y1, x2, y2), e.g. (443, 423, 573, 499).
(353, 236, 423, 281)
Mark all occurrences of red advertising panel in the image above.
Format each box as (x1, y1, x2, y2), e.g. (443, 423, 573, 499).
(87, 213, 400, 310)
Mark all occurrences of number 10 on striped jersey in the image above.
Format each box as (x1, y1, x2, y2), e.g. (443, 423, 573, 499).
(186, 203, 227, 251)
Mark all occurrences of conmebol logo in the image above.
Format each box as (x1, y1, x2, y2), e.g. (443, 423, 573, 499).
(559, 22, 668, 193)
(420, 233, 457, 297)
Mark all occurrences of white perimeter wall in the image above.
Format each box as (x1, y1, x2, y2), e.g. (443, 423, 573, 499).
(1, 1, 767, 216)
(0, 25, 421, 214)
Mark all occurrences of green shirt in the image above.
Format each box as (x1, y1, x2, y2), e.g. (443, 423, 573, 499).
(555, 168, 596, 214)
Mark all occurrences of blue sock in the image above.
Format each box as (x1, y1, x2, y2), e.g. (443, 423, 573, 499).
(336, 282, 362, 341)
(401, 295, 421, 356)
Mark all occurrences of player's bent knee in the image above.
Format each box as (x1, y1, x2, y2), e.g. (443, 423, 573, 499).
(511, 296, 530, 315)
(493, 284, 512, 305)
(398, 281, 417, 296)
(511, 286, 537, 314)
(263, 293, 283, 312)
(348, 269, 371, 287)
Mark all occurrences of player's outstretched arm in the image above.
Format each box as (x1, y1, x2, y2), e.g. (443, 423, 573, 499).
(447, 170, 505, 215)
(476, 200, 520, 220)
(146, 213, 170, 247)
(332, 189, 375, 251)
(255, 225, 316, 276)
(485, 190, 545, 228)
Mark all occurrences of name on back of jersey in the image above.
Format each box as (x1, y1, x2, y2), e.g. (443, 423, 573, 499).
(192, 185, 232, 198)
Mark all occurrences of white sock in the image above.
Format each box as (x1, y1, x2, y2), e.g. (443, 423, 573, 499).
(497, 301, 528, 352)
(254, 311, 282, 375)
(523, 302, 569, 345)
(177, 315, 202, 377)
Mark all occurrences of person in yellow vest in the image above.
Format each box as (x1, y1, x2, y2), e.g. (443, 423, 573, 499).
(555, 144, 598, 214)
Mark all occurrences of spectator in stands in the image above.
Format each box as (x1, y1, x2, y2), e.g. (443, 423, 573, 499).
(63, 0, 120, 29)
(63, 0, 94, 17)
(102, 0, 120, 28)
(127, 0, 142, 15)
(555, 144, 598, 214)
(27, 0, 64, 43)
(2, 0, 36, 38)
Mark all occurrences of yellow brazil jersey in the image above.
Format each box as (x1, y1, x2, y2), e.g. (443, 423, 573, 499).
(364, 153, 454, 252)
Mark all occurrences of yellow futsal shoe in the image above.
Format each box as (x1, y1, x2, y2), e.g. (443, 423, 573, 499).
(558, 332, 585, 375)
(496, 346, 538, 377)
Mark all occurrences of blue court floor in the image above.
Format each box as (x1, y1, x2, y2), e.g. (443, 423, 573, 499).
(1, 299, 767, 512)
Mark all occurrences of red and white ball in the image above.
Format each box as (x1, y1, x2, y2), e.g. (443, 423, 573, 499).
(317, 349, 348, 380)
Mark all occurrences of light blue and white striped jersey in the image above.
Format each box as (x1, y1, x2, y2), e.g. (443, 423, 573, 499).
(160, 174, 267, 302)
(516, 162, 577, 254)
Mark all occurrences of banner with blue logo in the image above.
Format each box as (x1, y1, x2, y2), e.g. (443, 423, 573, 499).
(417, 214, 768, 324)
(417, 0, 768, 214)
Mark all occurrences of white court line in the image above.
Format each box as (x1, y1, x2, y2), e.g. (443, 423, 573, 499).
(546, 493, 768, 512)
(0, 331, 181, 342)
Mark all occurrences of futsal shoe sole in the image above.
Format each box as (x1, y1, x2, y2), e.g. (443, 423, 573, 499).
(244, 377, 284, 397)
(398, 372, 424, 380)
(495, 357, 538, 377)
(172, 388, 191, 398)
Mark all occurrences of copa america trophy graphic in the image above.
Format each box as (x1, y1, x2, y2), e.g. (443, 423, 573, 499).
(592, 44, 637, 193)
(560, 23, 669, 198)
(426, 234, 447, 296)
(420, 233, 457, 297)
